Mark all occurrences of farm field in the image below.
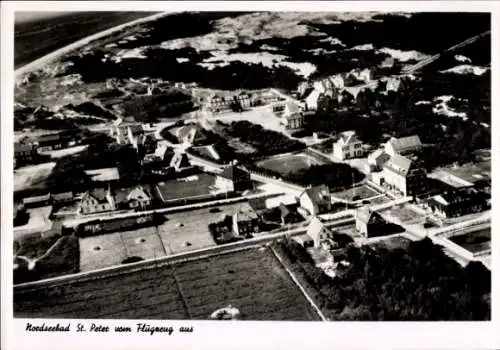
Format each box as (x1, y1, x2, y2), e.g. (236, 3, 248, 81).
(14, 247, 320, 320)
(256, 152, 324, 176)
(449, 228, 491, 253)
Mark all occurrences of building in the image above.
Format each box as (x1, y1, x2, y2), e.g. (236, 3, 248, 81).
(78, 186, 116, 215)
(382, 155, 427, 197)
(110, 119, 145, 146)
(215, 165, 252, 193)
(14, 138, 38, 165)
(125, 186, 151, 210)
(333, 131, 363, 160)
(280, 102, 304, 129)
(36, 131, 77, 152)
(384, 135, 422, 157)
(426, 188, 488, 219)
(305, 89, 321, 111)
(232, 204, 260, 237)
(22, 193, 51, 208)
(355, 206, 386, 238)
(278, 203, 302, 225)
(367, 149, 391, 171)
(306, 216, 334, 248)
(299, 185, 331, 216)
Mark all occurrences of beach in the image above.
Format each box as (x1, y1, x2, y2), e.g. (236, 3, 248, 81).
(15, 12, 169, 79)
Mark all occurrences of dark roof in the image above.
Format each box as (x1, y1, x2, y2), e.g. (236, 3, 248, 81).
(302, 185, 330, 205)
(279, 203, 291, 218)
(128, 124, 144, 136)
(219, 165, 249, 181)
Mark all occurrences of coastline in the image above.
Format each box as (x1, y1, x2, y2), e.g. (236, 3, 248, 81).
(15, 11, 169, 79)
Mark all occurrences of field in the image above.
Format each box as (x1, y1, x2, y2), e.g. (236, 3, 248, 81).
(449, 228, 491, 253)
(256, 153, 324, 176)
(79, 203, 250, 272)
(154, 173, 218, 202)
(14, 247, 320, 320)
(380, 204, 427, 224)
(331, 184, 381, 201)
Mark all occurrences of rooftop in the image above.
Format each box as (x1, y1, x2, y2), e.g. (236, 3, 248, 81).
(302, 185, 330, 205)
(387, 135, 422, 153)
(384, 154, 413, 175)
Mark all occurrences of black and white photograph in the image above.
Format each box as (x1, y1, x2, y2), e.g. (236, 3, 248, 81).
(1, 1, 499, 349)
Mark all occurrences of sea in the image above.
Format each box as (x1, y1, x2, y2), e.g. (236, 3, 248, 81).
(14, 12, 159, 69)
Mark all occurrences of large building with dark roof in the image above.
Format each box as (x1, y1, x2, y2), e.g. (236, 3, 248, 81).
(426, 188, 489, 219)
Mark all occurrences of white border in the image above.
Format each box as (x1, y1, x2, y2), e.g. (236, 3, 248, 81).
(2, 2, 499, 350)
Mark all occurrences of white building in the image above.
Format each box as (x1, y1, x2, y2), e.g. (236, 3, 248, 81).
(384, 135, 422, 157)
(333, 131, 363, 160)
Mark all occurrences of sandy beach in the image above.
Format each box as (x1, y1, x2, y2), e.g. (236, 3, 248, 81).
(15, 12, 169, 79)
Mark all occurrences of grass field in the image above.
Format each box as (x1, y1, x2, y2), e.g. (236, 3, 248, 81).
(449, 228, 491, 253)
(154, 173, 217, 202)
(14, 247, 320, 320)
(331, 184, 380, 201)
(256, 153, 324, 176)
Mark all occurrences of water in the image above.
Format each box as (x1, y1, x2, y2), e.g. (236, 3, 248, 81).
(14, 12, 158, 69)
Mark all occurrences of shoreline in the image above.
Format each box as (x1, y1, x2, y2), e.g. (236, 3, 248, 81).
(15, 12, 169, 79)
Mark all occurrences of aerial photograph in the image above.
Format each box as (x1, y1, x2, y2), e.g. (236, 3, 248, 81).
(12, 10, 491, 321)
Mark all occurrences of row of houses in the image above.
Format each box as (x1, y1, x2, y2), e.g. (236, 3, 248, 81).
(14, 131, 81, 165)
(208, 90, 280, 113)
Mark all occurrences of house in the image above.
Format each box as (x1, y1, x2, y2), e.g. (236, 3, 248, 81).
(280, 102, 304, 129)
(305, 89, 321, 111)
(384, 135, 422, 157)
(22, 193, 51, 208)
(78, 186, 116, 215)
(236, 92, 251, 108)
(36, 131, 77, 152)
(125, 186, 151, 210)
(278, 203, 302, 225)
(232, 203, 260, 237)
(110, 119, 145, 146)
(127, 124, 146, 150)
(14, 138, 38, 164)
(215, 165, 252, 193)
(306, 216, 334, 248)
(382, 155, 427, 197)
(367, 149, 391, 171)
(333, 130, 363, 160)
(426, 188, 488, 219)
(51, 191, 74, 204)
(299, 185, 331, 216)
(355, 206, 386, 238)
